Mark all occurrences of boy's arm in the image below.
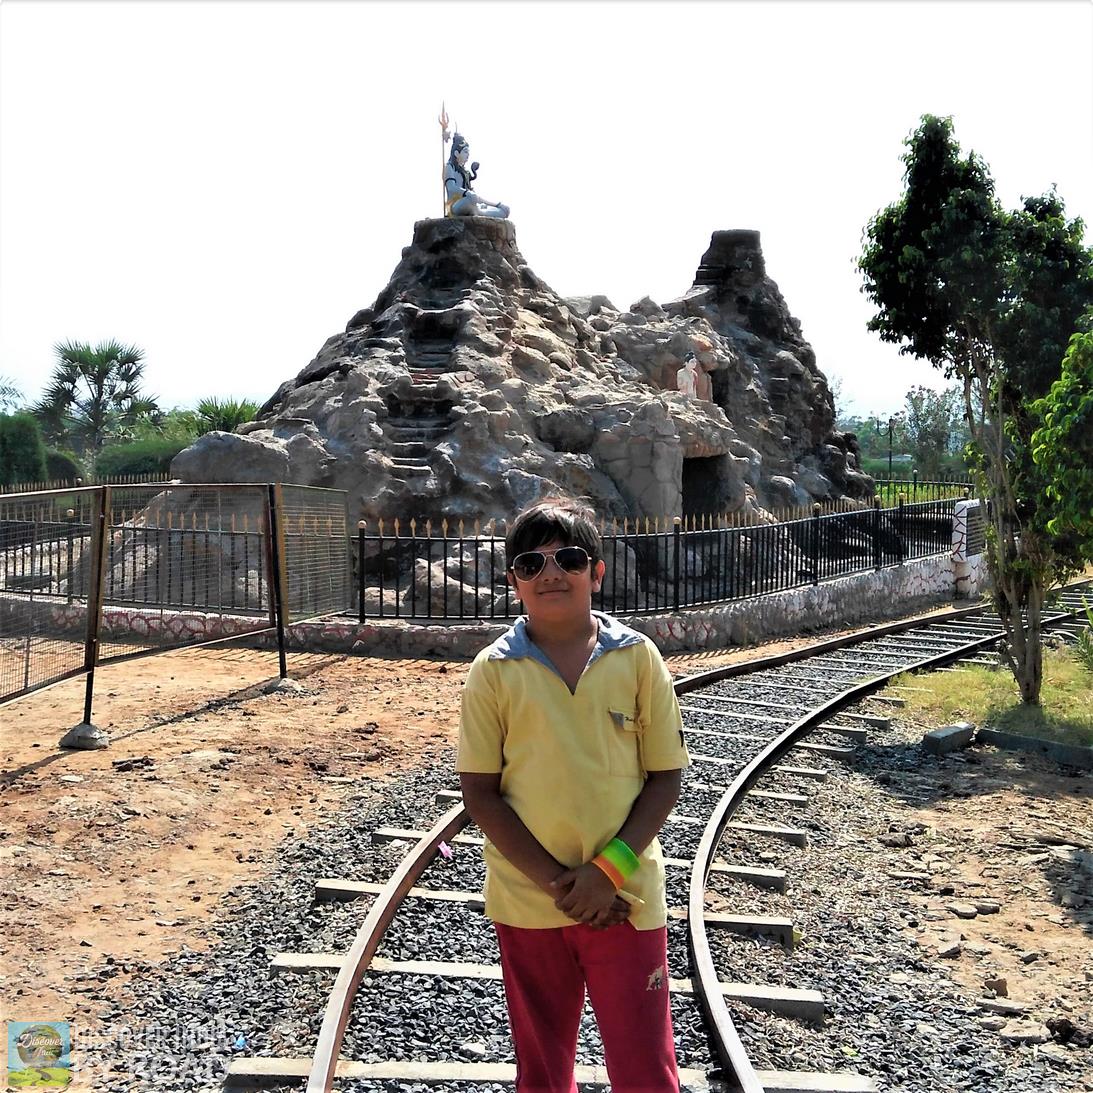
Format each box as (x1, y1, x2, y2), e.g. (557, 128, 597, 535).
(459, 772, 568, 893)
(615, 767, 683, 854)
(552, 769, 681, 921)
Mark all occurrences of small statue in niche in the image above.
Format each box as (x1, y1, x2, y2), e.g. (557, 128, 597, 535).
(676, 353, 699, 398)
(443, 130, 510, 219)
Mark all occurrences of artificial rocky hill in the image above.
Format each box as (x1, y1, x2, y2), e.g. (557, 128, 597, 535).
(172, 218, 871, 524)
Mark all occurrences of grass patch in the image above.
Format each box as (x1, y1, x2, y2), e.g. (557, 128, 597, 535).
(890, 645, 1093, 749)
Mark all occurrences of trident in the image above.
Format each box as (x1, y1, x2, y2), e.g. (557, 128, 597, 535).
(438, 102, 451, 217)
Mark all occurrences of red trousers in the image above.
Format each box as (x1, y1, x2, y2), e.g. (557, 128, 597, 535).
(494, 921, 680, 1093)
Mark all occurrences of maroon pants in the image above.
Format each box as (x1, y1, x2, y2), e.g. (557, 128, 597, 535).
(494, 921, 680, 1093)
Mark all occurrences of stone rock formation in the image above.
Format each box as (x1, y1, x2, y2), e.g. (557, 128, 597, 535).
(172, 219, 871, 525)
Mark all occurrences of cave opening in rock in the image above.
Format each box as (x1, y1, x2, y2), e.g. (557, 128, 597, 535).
(682, 455, 733, 517)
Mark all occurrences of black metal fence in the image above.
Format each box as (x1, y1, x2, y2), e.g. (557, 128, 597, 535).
(0, 482, 349, 709)
(873, 476, 972, 504)
(1, 486, 968, 708)
(356, 498, 959, 621)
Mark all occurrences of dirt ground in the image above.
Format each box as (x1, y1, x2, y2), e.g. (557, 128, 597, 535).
(1, 608, 1089, 1080)
(871, 704, 1093, 1042)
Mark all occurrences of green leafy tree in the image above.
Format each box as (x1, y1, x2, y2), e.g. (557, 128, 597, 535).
(34, 339, 159, 454)
(94, 436, 190, 477)
(116, 398, 258, 447)
(859, 114, 1093, 704)
(44, 448, 84, 482)
(0, 412, 48, 486)
(1031, 332, 1093, 564)
(902, 385, 968, 477)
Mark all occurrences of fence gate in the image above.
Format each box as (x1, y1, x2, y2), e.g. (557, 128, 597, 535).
(275, 484, 351, 623)
(95, 483, 277, 663)
(0, 486, 102, 702)
(0, 482, 349, 717)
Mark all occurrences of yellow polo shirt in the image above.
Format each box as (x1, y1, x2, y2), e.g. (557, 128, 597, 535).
(457, 612, 689, 930)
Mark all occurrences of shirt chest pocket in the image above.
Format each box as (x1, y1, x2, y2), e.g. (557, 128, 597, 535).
(606, 707, 644, 779)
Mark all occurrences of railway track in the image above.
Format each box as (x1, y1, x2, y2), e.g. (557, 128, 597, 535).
(226, 582, 1091, 1093)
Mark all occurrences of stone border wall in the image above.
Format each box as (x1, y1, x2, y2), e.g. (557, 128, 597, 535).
(1, 553, 988, 662)
(0, 595, 269, 649)
(256, 553, 989, 658)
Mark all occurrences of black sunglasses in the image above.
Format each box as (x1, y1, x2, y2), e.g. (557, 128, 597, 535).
(509, 546, 592, 582)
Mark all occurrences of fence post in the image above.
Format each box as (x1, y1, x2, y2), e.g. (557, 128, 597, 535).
(897, 495, 906, 564)
(874, 491, 883, 568)
(810, 503, 821, 585)
(912, 467, 918, 502)
(357, 520, 366, 622)
(672, 517, 682, 611)
(266, 483, 289, 680)
(65, 508, 76, 605)
(60, 485, 111, 749)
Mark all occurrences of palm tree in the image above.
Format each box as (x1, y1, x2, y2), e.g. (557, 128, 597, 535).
(34, 339, 159, 453)
(195, 396, 259, 433)
(0, 375, 21, 410)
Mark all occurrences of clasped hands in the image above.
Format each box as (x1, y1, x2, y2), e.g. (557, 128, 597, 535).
(549, 861, 631, 930)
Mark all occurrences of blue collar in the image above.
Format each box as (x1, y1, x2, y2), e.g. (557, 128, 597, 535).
(485, 610, 645, 675)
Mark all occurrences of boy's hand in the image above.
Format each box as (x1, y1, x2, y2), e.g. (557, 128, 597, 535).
(549, 872, 630, 929)
(588, 895, 632, 930)
(549, 863, 619, 923)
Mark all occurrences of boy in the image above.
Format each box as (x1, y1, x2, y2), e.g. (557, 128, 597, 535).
(458, 498, 689, 1093)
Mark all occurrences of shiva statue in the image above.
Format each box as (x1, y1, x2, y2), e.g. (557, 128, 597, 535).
(444, 132, 510, 219)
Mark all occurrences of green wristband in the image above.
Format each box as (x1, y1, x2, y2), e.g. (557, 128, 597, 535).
(600, 837, 640, 879)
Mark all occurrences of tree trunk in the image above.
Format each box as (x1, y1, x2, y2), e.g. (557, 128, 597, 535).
(988, 506, 1045, 706)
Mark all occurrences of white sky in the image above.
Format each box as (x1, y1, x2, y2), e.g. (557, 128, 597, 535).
(1, 0, 1091, 420)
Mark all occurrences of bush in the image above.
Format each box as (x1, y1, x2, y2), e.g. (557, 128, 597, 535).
(0, 412, 48, 486)
(45, 448, 84, 482)
(94, 437, 189, 478)
(1076, 598, 1093, 676)
(1076, 631, 1093, 675)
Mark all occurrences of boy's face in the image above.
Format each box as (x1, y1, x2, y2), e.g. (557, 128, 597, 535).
(507, 537, 605, 623)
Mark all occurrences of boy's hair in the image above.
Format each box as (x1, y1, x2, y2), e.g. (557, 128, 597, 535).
(505, 498, 603, 566)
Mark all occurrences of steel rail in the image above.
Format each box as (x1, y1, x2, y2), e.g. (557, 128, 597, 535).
(305, 802, 470, 1092)
(680, 593, 1088, 1093)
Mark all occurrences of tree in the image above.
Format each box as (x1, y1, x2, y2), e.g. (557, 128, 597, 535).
(1031, 332, 1093, 564)
(94, 436, 191, 478)
(114, 397, 259, 448)
(902, 385, 967, 477)
(33, 339, 159, 455)
(859, 114, 1093, 704)
(195, 397, 259, 434)
(0, 376, 22, 411)
(0, 412, 48, 487)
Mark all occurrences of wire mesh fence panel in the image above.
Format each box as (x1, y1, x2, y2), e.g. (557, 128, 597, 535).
(278, 485, 350, 623)
(0, 487, 100, 702)
(96, 484, 274, 663)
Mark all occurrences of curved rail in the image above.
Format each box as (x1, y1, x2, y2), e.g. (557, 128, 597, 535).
(682, 592, 1088, 1093)
(306, 803, 470, 1092)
